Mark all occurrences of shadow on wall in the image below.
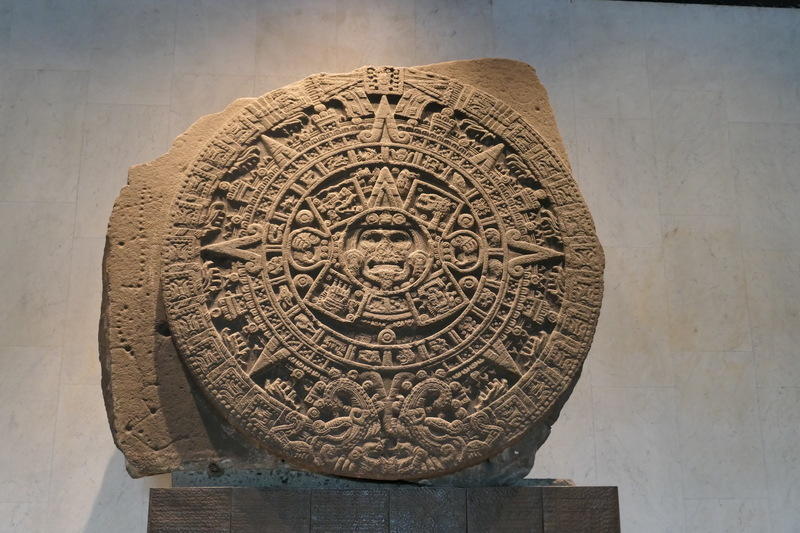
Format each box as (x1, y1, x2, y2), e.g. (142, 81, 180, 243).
(84, 453, 169, 533)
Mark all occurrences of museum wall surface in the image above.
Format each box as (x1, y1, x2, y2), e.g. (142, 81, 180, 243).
(0, 0, 798, 531)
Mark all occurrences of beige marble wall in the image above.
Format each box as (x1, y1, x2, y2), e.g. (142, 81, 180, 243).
(0, 1, 798, 531)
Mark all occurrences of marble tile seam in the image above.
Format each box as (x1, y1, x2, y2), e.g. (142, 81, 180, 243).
(588, 361, 601, 499)
(60, 239, 101, 384)
(165, 2, 178, 112)
(656, 215, 743, 223)
(654, 208, 743, 218)
(0, 343, 66, 350)
(675, 352, 768, 500)
(651, 87, 727, 96)
(600, 244, 664, 250)
(672, 373, 693, 526)
(591, 385, 680, 390)
(725, 104, 766, 418)
(667, 349, 755, 353)
(752, 379, 775, 515)
(727, 118, 800, 125)
(69, 113, 90, 241)
(81, 102, 170, 109)
(0, 201, 76, 205)
(42, 347, 65, 524)
(0, 344, 71, 349)
(683, 496, 770, 501)
(739, 245, 800, 252)
(0, 67, 91, 74)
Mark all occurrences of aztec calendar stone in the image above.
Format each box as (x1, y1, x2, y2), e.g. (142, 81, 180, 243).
(161, 65, 604, 480)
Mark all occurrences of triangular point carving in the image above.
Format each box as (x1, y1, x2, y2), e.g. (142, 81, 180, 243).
(358, 95, 410, 144)
(367, 167, 403, 208)
(250, 346, 291, 376)
(261, 135, 298, 166)
(470, 143, 505, 171)
(483, 342, 522, 376)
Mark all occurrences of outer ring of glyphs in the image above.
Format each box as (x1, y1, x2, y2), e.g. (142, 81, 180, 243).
(161, 66, 604, 480)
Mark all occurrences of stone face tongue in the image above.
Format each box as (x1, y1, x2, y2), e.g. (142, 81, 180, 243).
(370, 264, 405, 289)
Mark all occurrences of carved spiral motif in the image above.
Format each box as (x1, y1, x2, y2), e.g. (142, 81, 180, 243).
(162, 66, 604, 479)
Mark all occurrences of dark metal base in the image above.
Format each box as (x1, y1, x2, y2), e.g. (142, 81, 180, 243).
(148, 486, 620, 532)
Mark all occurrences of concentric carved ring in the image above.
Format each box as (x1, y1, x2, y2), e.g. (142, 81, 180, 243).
(162, 66, 604, 479)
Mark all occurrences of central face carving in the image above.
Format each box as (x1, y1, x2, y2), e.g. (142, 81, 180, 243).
(357, 227, 414, 289)
(341, 209, 429, 293)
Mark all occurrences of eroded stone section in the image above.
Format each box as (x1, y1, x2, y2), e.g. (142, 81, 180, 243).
(161, 66, 603, 480)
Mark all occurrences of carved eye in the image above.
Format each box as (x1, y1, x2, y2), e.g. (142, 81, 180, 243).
(363, 231, 382, 243)
(390, 232, 409, 243)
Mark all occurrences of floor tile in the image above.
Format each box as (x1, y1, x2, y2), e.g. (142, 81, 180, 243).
(336, 0, 415, 70)
(591, 247, 673, 387)
(0, 502, 44, 533)
(77, 103, 171, 239)
(46, 384, 170, 533)
(730, 122, 800, 252)
(531, 375, 596, 483)
(570, 0, 650, 119)
(662, 216, 751, 352)
(722, 9, 800, 124)
(169, 73, 255, 139)
(0, 203, 74, 346)
(744, 249, 800, 388)
(759, 386, 800, 533)
(684, 498, 770, 533)
(7, 0, 93, 70)
(574, 117, 661, 248)
(256, 0, 339, 81)
(0, 0, 11, 72)
(61, 238, 105, 385)
(675, 351, 766, 499)
(652, 90, 736, 216)
(0, 347, 60, 502)
(88, 0, 176, 105)
(0, 69, 88, 203)
(644, 3, 738, 93)
(492, 0, 574, 88)
(594, 387, 683, 532)
(174, 0, 257, 76)
(414, 0, 493, 65)
(724, 76, 800, 126)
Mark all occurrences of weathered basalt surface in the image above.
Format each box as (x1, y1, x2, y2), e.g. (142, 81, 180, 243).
(100, 58, 603, 481)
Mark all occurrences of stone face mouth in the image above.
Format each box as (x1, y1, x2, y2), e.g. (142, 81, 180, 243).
(367, 259, 405, 269)
(363, 261, 411, 288)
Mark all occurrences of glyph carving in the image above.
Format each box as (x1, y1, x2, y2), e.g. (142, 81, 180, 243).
(160, 66, 603, 479)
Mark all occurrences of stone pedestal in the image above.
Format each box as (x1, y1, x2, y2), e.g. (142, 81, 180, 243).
(147, 486, 620, 532)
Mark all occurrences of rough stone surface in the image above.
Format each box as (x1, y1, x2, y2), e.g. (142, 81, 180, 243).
(389, 488, 467, 532)
(230, 489, 310, 533)
(542, 486, 622, 532)
(147, 487, 620, 533)
(101, 59, 603, 481)
(467, 486, 544, 532)
(148, 488, 231, 533)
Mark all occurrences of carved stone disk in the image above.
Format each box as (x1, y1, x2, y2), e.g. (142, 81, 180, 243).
(162, 66, 604, 480)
